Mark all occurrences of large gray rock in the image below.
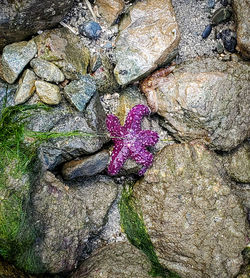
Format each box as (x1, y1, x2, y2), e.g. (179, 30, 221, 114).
(70, 242, 153, 278)
(232, 0, 250, 58)
(143, 58, 250, 151)
(0, 40, 37, 84)
(0, 0, 74, 51)
(31, 172, 117, 274)
(132, 143, 247, 278)
(0, 79, 16, 112)
(114, 0, 180, 85)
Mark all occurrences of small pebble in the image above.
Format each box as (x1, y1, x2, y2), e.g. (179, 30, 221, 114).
(202, 24, 212, 39)
(78, 21, 102, 39)
(208, 0, 215, 8)
(220, 0, 228, 6)
(216, 41, 224, 54)
(218, 29, 237, 53)
(212, 7, 232, 25)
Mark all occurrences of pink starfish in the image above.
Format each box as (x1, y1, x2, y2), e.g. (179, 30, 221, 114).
(106, 104, 159, 176)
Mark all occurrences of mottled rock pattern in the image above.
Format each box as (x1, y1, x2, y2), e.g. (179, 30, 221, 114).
(0, 0, 74, 51)
(146, 57, 250, 151)
(133, 143, 247, 278)
(34, 28, 90, 79)
(35, 80, 61, 105)
(114, 0, 180, 85)
(0, 79, 17, 112)
(30, 58, 64, 83)
(64, 75, 96, 111)
(70, 242, 152, 278)
(14, 69, 36, 105)
(31, 172, 117, 273)
(222, 141, 250, 183)
(62, 150, 110, 180)
(232, 0, 250, 58)
(96, 0, 125, 25)
(1, 40, 37, 84)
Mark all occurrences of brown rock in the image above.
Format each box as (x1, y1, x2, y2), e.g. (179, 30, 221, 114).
(133, 143, 248, 278)
(35, 80, 61, 105)
(96, 0, 125, 25)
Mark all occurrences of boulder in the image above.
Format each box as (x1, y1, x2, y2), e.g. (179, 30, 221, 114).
(0, 0, 74, 51)
(142, 58, 250, 151)
(132, 143, 247, 278)
(114, 0, 180, 85)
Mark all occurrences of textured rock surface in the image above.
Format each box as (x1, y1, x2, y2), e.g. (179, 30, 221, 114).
(34, 28, 90, 80)
(232, 0, 250, 58)
(114, 0, 180, 85)
(35, 80, 61, 105)
(31, 172, 117, 273)
(30, 58, 65, 83)
(70, 242, 152, 278)
(64, 75, 96, 111)
(62, 150, 110, 180)
(222, 141, 250, 183)
(0, 40, 37, 84)
(14, 69, 36, 105)
(144, 58, 250, 151)
(28, 95, 108, 171)
(96, 0, 125, 25)
(0, 0, 74, 51)
(0, 79, 16, 112)
(133, 143, 247, 278)
(0, 258, 35, 278)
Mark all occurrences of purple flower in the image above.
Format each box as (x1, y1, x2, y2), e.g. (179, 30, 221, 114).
(106, 104, 159, 176)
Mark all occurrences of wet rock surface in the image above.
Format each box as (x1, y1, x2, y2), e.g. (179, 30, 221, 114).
(0, 40, 37, 84)
(232, 0, 250, 58)
(142, 58, 250, 151)
(0, 0, 74, 51)
(70, 242, 152, 278)
(31, 172, 117, 274)
(114, 0, 180, 85)
(133, 143, 248, 278)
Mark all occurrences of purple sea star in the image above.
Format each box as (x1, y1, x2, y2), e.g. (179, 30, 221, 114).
(106, 104, 159, 176)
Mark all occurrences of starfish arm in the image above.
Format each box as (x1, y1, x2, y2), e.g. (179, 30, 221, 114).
(108, 142, 130, 176)
(138, 130, 159, 147)
(106, 114, 126, 139)
(130, 147, 154, 176)
(124, 104, 150, 132)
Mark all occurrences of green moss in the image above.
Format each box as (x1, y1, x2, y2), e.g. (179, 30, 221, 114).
(119, 182, 181, 278)
(0, 103, 104, 273)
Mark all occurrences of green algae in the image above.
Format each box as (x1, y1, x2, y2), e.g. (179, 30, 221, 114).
(119, 182, 181, 278)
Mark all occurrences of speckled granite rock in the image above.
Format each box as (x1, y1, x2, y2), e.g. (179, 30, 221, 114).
(34, 28, 90, 80)
(70, 242, 153, 278)
(14, 69, 36, 105)
(30, 58, 65, 83)
(114, 0, 180, 85)
(0, 0, 74, 51)
(132, 143, 247, 278)
(232, 0, 250, 58)
(0, 40, 37, 84)
(31, 172, 117, 274)
(143, 58, 250, 151)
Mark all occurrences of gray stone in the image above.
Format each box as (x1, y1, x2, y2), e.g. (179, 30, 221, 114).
(34, 28, 90, 80)
(211, 6, 232, 25)
(64, 75, 96, 111)
(14, 69, 36, 105)
(35, 80, 61, 105)
(222, 141, 250, 183)
(0, 40, 37, 84)
(70, 242, 152, 278)
(30, 58, 65, 83)
(0, 0, 74, 51)
(62, 150, 110, 180)
(0, 79, 16, 113)
(114, 0, 180, 85)
(133, 143, 247, 278)
(31, 172, 117, 273)
(232, 0, 250, 58)
(145, 57, 250, 151)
